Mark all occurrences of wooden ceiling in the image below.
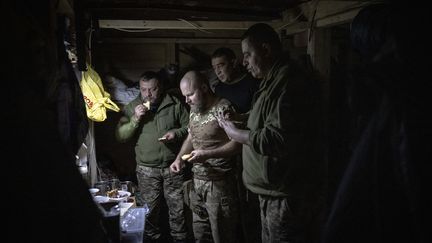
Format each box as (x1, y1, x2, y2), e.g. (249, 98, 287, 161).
(78, 0, 375, 36)
(83, 0, 304, 21)
(69, 0, 375, 70)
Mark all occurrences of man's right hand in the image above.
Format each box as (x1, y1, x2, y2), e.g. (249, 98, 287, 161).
(216, 111, 237, 139)
(170, 159, 184, 173)
(133, 103, 148, 121)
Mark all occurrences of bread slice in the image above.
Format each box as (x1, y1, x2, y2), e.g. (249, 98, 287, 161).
(143, 101, 151, 109)
(181, 154, 192, 161)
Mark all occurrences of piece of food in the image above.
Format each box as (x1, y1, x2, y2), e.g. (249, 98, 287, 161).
(143, 101, 151, 109)
(158, 137, 167, 141)
(181, 154, 192, 161)
(107, 189, 128, 198)
(107, 189, 119, 198)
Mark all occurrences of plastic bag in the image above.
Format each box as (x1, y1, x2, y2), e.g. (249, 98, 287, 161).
(80, 64, 120, 121)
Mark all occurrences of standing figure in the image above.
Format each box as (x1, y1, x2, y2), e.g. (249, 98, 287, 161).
(211, 47, 262, 242)
(211, 47, 260, 114)
(116, 71, 190, 243)
(170, 71, 242, 243)
(322, 4, 430, 243)
(217, 23, 326, 243)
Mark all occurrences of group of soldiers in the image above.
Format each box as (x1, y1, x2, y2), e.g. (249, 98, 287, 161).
(116, 23, 325, 243)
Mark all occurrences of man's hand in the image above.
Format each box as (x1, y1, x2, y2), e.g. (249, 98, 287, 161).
(216, 111, 237, 140)
(216, 110, 250, 145)
(133, 103, 148, 121)
(170, 159, 184, 173)
(188, 149, 209, 163)
(159, 130, 176, 143)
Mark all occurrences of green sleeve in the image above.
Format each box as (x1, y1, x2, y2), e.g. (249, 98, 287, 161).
(174, 103, 190, 140)
(115, 115, 139, 143)
(115, 102, 140, 143)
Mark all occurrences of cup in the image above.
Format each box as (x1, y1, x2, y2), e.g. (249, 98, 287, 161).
(120, 182, 129, 192)
(108, 179, 121, 191)
(94, 181, 109, 196)
(120, 181, 136, 196)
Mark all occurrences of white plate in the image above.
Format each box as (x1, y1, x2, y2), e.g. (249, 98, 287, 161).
(94, 195, 110, 203)
(89, 188, 100, 194)
(108, 190, 131, 202)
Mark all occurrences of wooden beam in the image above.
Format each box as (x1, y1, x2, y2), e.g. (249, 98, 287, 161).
(316, 8, 361, 27)
(314, 1, 369, 20)
(307, 28, 331, 82)
(278, 1, 372, 34)
(278, 21, 310, 35)
(99, 37, 241, 44)
(307, 27, 331, 128)
(99, 19, 271, 30)
(98, 1, 373, 35)
(89, 7, 279, 21)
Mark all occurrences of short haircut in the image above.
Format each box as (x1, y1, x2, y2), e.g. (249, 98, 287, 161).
(181, 70, 210, 89)
(139, 71, 162, 84)
(211, 47, 236, 60)
(241, 23, 282, 53)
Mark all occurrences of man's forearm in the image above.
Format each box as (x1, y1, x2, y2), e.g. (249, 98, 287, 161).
(176, 133, 194, 159)
(206, 140, 242, 158)
(230, 128, 250, 146)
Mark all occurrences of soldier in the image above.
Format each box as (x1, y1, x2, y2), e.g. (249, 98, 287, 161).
(211, 47, 260, 114)
(211, 47, 261, 242)
(217, 23, 326, 243)
(170, 70, 242, 243)
(116, 71, 189, 243)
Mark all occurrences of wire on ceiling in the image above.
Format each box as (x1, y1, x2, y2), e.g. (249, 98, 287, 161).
(177, 18, 213, 34)
(113, 28, 156, 32)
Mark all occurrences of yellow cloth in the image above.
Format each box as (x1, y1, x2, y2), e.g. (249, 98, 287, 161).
(80, 64, 120, 122)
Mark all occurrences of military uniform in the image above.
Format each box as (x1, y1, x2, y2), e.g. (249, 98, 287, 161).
(116, 93, 189, 241)
(243, 58, 326, 242)
(188, 98, 240, 243)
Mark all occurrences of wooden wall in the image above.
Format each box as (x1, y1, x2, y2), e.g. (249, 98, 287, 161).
(93, 38, 244, 83)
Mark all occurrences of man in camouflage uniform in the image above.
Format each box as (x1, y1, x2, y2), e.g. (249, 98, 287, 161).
(217, 23, 326, 243)
(170, 70, 242, 243)
(116, 71, 189, 243)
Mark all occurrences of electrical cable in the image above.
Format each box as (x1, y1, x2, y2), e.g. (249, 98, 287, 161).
(177, 18, 213, 34)
(113, 28, 156, 32)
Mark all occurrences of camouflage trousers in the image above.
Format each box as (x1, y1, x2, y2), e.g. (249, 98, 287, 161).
(136, 165, 187, 241)
(191, 176, 240, 243)
(259, 195, 323, 243)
